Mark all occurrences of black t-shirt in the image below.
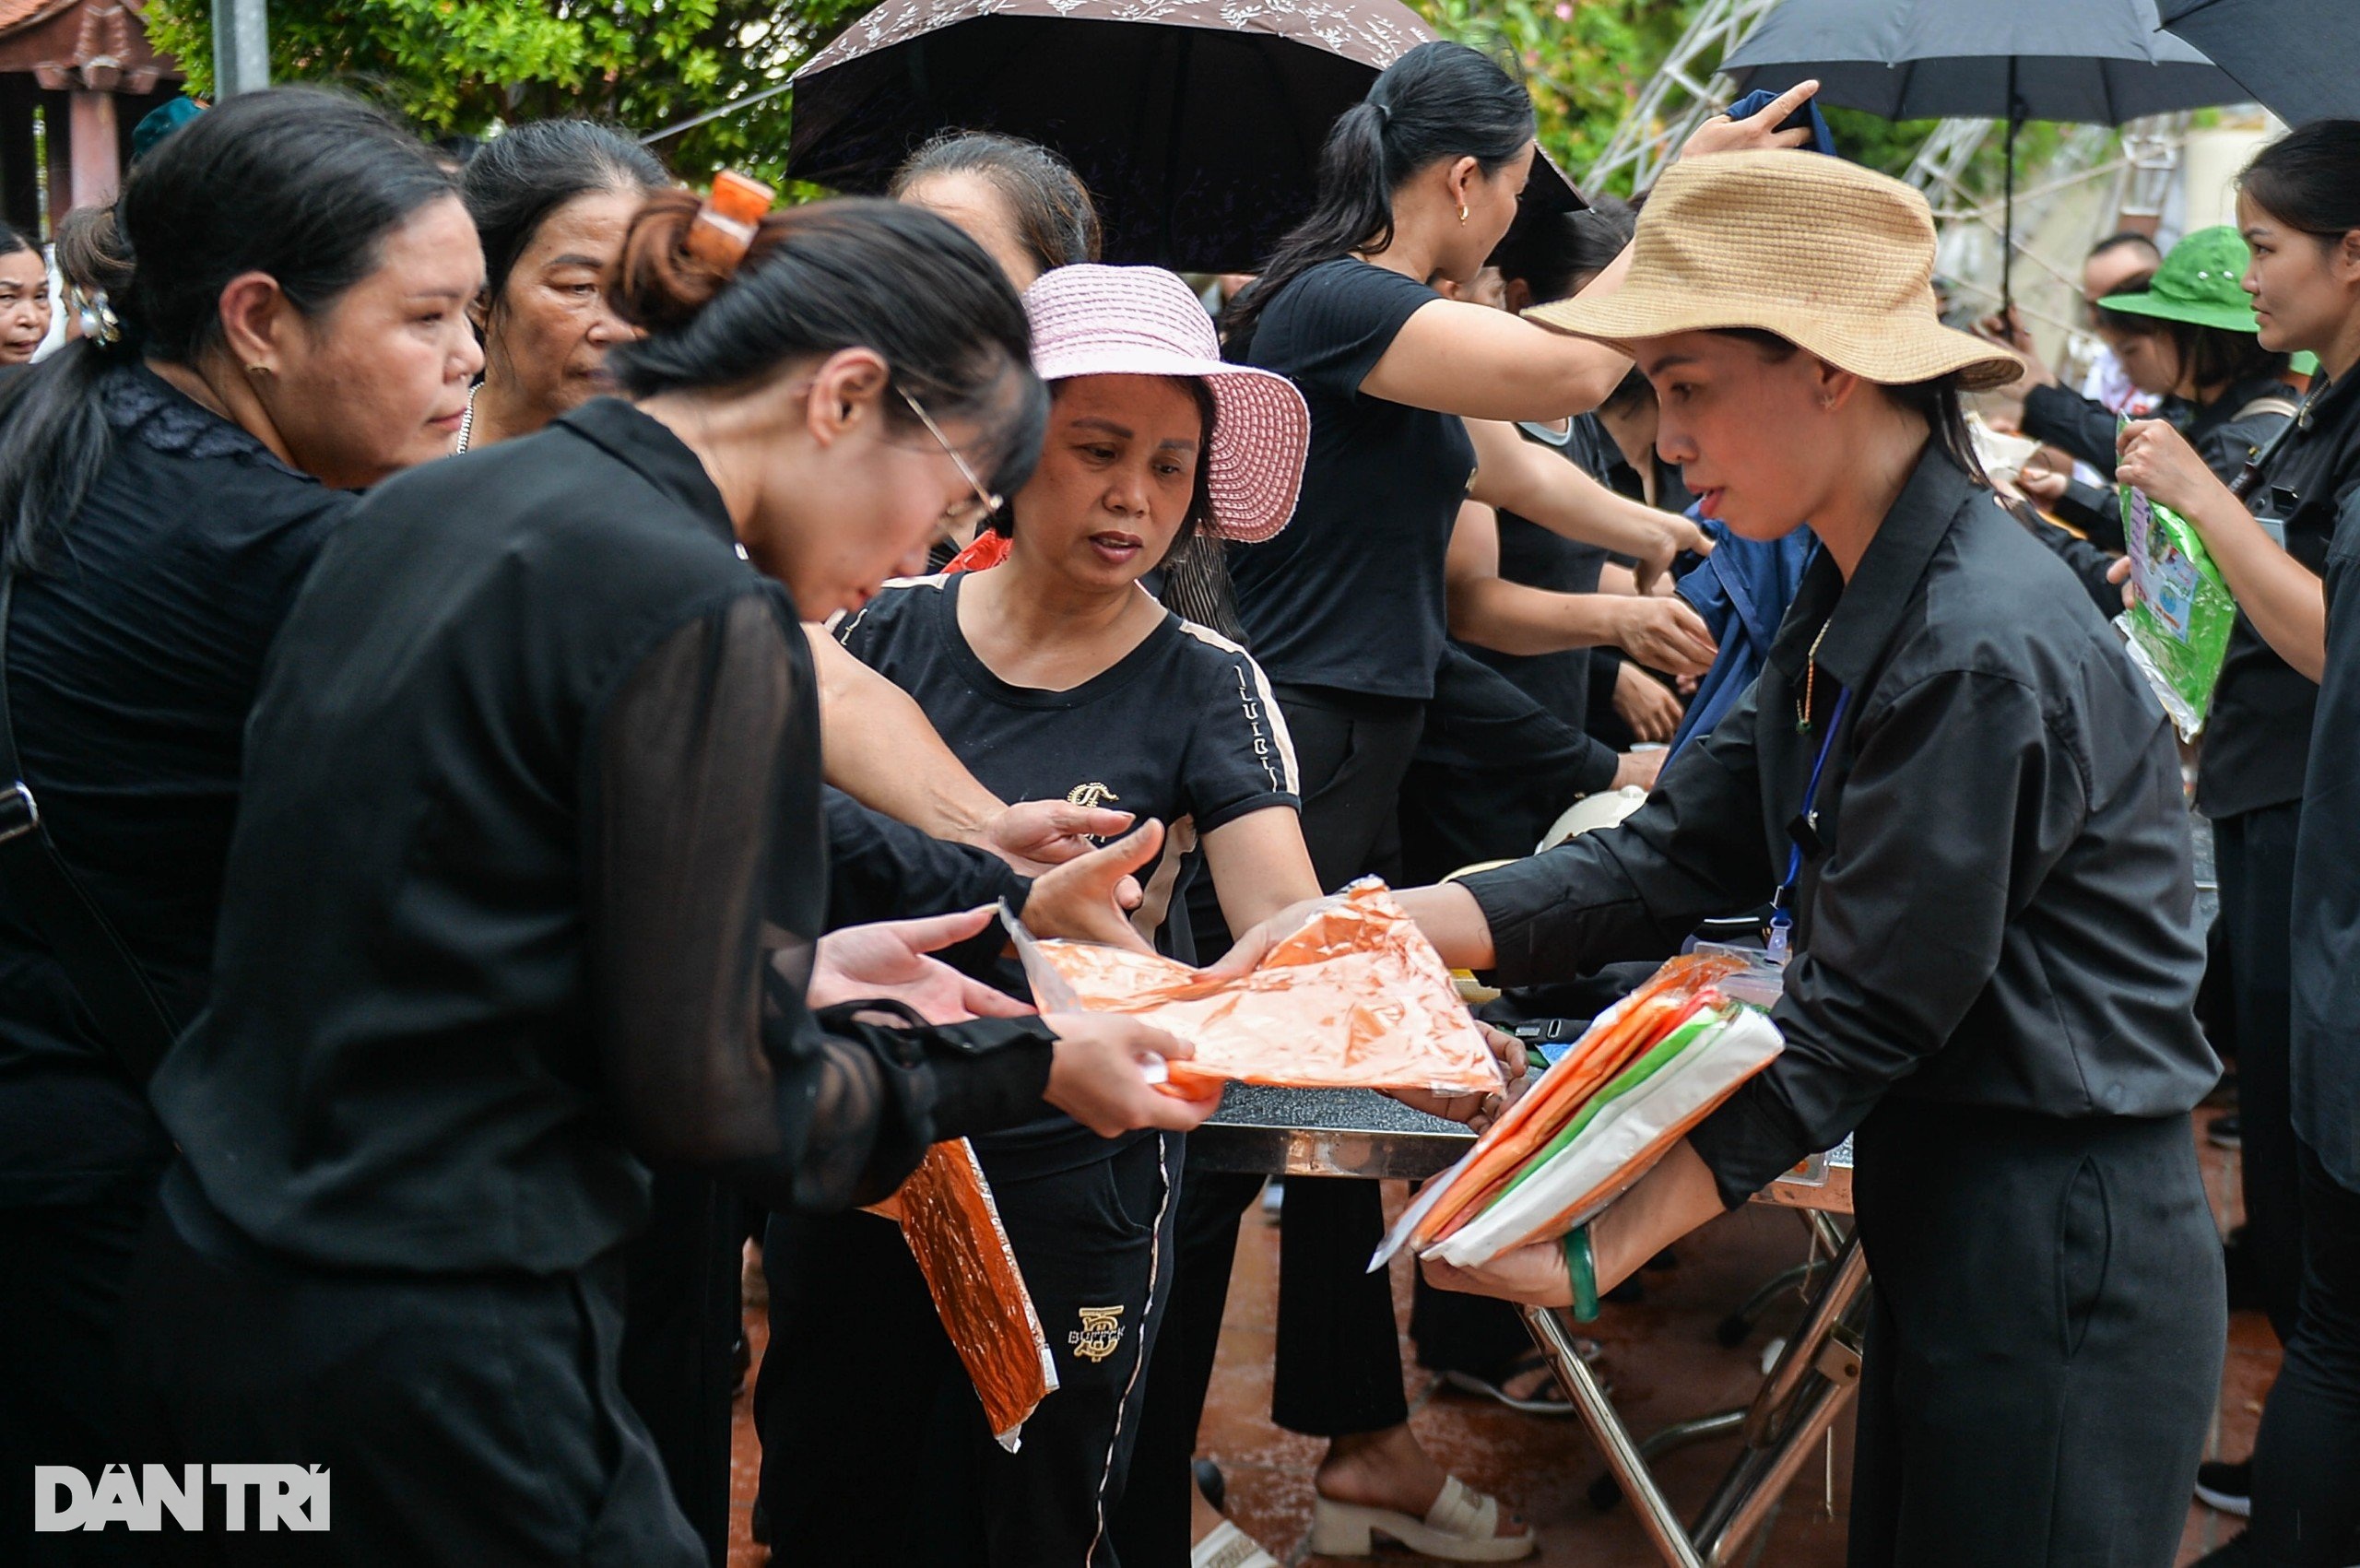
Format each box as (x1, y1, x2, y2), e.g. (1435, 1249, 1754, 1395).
(837, 572, 1301, 1174)
(1228, 258, 1476, 701)
(1470, 418, 1613, 733)
(0, 365, 351, 1208)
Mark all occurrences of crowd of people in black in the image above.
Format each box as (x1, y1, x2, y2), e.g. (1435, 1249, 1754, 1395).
(0, 38, 2357, 1568)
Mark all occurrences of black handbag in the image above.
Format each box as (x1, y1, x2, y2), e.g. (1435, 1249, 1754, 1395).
(0, 572, 183, 1081)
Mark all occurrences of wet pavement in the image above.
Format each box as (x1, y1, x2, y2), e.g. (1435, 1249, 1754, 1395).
(730, 1099, 2260, 1566)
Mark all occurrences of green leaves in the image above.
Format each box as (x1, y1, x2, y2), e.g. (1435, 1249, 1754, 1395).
(145, 0, 839, 182)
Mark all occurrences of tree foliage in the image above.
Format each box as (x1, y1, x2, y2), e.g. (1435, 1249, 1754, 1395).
(143, 0, 869, 180)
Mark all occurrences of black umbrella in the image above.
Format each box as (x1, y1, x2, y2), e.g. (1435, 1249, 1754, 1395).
(1722, 0, 2245, 309)
(786, 0, 1578, 271)
(2160, 0, 2360, 127)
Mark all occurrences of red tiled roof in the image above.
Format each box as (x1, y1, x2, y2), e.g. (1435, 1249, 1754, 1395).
(0, 0, 79, 39)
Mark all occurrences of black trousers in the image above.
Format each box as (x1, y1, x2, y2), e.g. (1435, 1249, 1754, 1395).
(759, 1131, 1179, 1566)
(1115, 686, 1423, 1568)
(2216, 802, 2307, 1341)
(619, 1171, 743, 1568)
(1848, 1101, 2223, 1567)
(116, 1172, 702, 1567)
(2247, 1143, 2360, 1567)
(0, 1182, 154, 1566)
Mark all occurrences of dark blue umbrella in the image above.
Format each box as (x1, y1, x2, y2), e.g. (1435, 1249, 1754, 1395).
(1722, 0, 2245, 307)
(2159, 0, 2360, 127)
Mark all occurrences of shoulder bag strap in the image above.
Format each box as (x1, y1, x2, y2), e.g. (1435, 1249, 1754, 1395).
(0, 572, 183, 1081)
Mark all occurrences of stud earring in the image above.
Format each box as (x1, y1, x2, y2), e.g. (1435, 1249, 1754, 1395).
(245, 363, 274, 378)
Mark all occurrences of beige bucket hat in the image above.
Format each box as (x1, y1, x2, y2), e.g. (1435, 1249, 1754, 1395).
(1525, 150, 2024, 394)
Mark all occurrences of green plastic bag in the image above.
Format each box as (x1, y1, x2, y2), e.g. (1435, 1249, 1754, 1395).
(2116, 451, 2236, 740)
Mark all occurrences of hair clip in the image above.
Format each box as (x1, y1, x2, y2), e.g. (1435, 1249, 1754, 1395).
(69, 286, 120, 348)
(684, 170, 777, 275)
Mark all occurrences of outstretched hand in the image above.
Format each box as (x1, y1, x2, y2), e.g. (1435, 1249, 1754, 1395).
(1019, 819, 1166, 956)
(982, 798, 1139, 874)
(808, 908, 1036, 1023)
(1386, 1023, 1528, 1134)
(1682, 79, 1822, 159)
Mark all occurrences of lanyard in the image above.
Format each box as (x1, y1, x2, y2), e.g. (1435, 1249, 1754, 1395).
(1766, 685, 1852, 965)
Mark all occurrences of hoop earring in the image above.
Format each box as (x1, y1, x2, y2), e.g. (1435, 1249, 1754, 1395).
(1457, 203, 1469, 225)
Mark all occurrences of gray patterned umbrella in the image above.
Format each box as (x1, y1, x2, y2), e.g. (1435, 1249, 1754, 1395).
(1722, 0, 2243, 309)
(2160, 0, 2360, 127)
(788, 0, 1578, 271)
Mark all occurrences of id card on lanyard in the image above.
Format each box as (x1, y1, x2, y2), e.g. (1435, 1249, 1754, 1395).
(1766, 686, 1852, 966)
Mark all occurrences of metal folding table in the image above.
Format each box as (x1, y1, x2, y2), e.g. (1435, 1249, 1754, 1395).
(1191, 1087, 1867, 1568)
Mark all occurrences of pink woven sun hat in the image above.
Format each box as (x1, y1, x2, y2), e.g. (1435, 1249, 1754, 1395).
(1022, 264, 1308, 545)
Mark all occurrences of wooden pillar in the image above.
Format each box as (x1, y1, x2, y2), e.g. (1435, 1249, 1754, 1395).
(66, 89, 117, 210)
(0, 77, 37, 237)
(40, 88, 71, 227)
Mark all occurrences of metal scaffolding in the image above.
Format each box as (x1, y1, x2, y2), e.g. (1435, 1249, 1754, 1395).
(1583, 0, 1781, 196)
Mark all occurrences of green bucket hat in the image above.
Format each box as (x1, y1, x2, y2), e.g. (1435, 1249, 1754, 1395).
(2099, 226, 2261, 333)
(2099, 225, 2319, 376)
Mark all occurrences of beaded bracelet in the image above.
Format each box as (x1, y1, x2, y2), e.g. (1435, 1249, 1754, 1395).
(1564, 1224, 1599, 1323)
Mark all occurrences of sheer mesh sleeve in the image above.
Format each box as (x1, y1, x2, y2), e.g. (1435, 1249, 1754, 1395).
(583, 589, 1055, 1212)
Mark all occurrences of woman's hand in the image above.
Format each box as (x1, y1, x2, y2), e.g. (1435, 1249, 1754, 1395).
(1422, 1238, 1575, 1309)
(1196, 894, 1327, 984)
(980, 797, 1138, 874)
(1019, 820, 1163, 955)
(1614, 596, 1719, 678)
(1386, 1023, 1528, 1133)
(1613, 662, 1685, 743)
(2106, 553, 2137, 612)
(1681, 80, 1822, 159)
(2015, 466, 2070, 507)
(1610, 748, 1667, 793)
(1040, 1013, 1222, 1136)
(809, 909, 1037, 1023)
(1631, 516, 1713, 595)
(2116, 419, 2236, 523)
(1971, 308, 2052, 390)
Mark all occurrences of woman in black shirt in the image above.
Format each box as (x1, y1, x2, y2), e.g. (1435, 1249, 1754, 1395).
(0, 89, 482, 1559)
(1136, 49, 1811, 1547)
(118, 194, 1212, 1563)
(1234, 152, 2224, 1566)
(770, 261, 1327, 1566)
(2116, 123, 2360, 1568)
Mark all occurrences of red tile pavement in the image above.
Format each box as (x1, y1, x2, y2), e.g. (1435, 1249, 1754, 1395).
(730, 1102, 2263, 1566)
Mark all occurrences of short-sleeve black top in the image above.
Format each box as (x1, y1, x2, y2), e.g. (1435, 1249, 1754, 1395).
(837, 572, 1301, 1175)
(1469, 418, 1613, 733)
(150, 399, 1056, 1273)
(0, 364, 351, 1208)
(1229, 259, 1476, 701)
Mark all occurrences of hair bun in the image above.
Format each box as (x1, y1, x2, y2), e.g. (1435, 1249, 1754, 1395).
(613, 188, 732, 333)
(53, 204, 135, 301)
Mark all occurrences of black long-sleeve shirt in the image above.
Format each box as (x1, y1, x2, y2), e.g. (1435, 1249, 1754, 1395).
(1461, 451, 2215, 1205)
(0, 364, 352, 1208)
(2275, 372, 2360, 1192)
(152, 398, 1055, 1274)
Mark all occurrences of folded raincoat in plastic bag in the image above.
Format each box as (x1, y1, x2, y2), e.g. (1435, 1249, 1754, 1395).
(1375, 950, 1784, 1271)
(1007, 880, 1502, 1096)
(2116, 444, 2236, 739)
(867, 1139, 1057, 1451)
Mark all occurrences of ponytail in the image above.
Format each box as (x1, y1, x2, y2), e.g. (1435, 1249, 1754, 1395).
(1224, 42, 1534, 350)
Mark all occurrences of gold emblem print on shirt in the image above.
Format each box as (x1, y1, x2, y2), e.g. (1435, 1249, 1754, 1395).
(1066, 782, 1121, 810)
(1069, 1305, 1127, 1363)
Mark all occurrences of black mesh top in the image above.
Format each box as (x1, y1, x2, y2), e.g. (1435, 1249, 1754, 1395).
(151, 398, 1056, 1274)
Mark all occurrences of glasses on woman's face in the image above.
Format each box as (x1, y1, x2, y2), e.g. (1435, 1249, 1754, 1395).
(897, 383, 1002, 534)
